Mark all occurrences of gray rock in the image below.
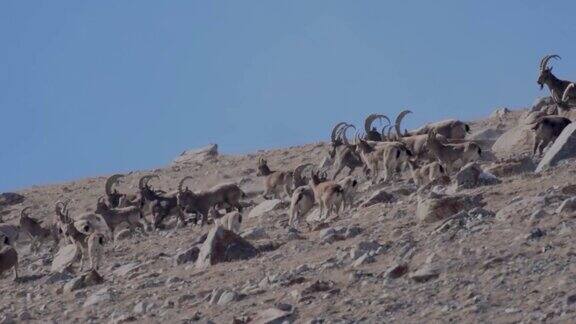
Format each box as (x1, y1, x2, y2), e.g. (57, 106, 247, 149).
(217, 290, 238, 305)
(173, 144, 218, 164)
(248, 199, 283, 219)
(114, 229, 132, 241)
(361, 189, 396, 208)
(112, 262, 141, 277)
(410, 265, 440, 283)
(133, 301, 149, 314)
(531, 96, 554, 112)
(537, 123, 576, 172)
(455, 163, 501, 189)
(51, 244, 78, 273)
(241, 227, 269, 240)
(63, 270, 104, 293)
(251, 307, 293, 324)
(195, 226, 257, 269)
(351, 253, 374, 268)
(492, 125, 534, 159)
(175, 247, 200, 265)
(417, 193, 484, 223)
(42, 271, 73, 285)
(83, 288, 112, 308)
(0, 192, 25, 208)
(384, 262, 409, 279)
(557, 197, 576, 215)
(484, 157, 536, 178)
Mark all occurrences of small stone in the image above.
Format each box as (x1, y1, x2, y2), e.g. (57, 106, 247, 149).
(175, 247, 200, 265)
(351, 253, 374, 268)
(384, 263, 409, 279)
(410, 265, 440, 283)
(133, 301, 148, 314)
(217, 291, 238, 305)
(83, 288, 112, 308)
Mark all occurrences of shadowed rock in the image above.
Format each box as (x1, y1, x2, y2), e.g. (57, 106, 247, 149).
(196, 226, 257, 269)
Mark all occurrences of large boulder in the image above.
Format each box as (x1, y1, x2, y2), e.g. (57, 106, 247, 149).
(454, 163, 501, 189)
(536, 122, 576, 172)
(492, 125, 534, 159)
(51, 244, 78, 273)
(484, 157, 536, 177)
(0, 193, 25, 209)
(531, 96, 555, 112)
(361, 189, 396, 208)
(172, 144, 218, 165)
(416, 193, 484, 223)
(195, 226, 257, 269)
(63, 270, 104, 293)
(248, 199, 284, 219)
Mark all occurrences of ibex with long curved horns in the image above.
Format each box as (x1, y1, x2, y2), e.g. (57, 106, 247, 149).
(364, 114, 391, 142)
(537, 54, 576, 109)
(137, 175, 181, 229)
(330, 124, 365, 179)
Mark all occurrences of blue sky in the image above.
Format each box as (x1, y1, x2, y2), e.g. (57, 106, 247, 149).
(1, 1, 576, 191)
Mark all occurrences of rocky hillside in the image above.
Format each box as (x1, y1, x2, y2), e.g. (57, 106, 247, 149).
(2, 102, 576, 323)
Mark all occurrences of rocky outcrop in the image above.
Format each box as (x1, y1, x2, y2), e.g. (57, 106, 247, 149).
(196, 226, 257, 269)
(173, 144, 218, 165)
(492, 125, 534, 159)
(536, 122, 576, 172)
(416, 193, 484, 223)
(51, 244, 78, 273)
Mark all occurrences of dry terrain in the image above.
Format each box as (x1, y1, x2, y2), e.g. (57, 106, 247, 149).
(2, 103, 576, 323)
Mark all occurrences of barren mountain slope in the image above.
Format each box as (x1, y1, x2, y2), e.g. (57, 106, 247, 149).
(2, 107, 576, 323)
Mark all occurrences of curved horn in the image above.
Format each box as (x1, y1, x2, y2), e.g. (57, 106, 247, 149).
(563, 83, 575, 102)
(293, 163, 314, 182)
(97, 195, 106, 204)
(331, 122, 348, 143)
(540, 54, 561, 71)
(364, 114, 390, 133)
(105, 174, 124, 196)
(178, 176, 194, 193)
(340, 125, 356, 146)
(144, 175, 159, 187)
(380, 125, 389, 141)
(395, 110, 412, 138)
(55, 201, 65, 212)
(139, 175, 159, 190)
(20, 207, 32, 217)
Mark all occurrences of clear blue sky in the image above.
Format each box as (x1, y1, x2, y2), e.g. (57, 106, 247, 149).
(2, 1, 575, 191)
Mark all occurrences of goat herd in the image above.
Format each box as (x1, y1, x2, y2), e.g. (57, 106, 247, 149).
(1, 54, 575, 284)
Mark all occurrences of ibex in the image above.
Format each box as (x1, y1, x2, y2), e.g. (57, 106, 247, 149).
(95, 196, 147, 239)
(531, 116, 571, 157)
(355, 135, 412, 184)
(289, 171, 329, 228)
(0, 233, 18, 281)
(137, 175, 181, 229)
(329, 124, 365, 179)
(177, 176, 245, 226)
(426, 130, 482, 173)
(309, 171, 344, 221)
(395, 110, 470, 140)
(257, 158, 294, 199)
(393, 110, 468, 162)
(19, 207, 53, 253)
(104, 174, 140, 208)
(87, 232, 106, 271)
(364, 114, 390, 141)
(537, 55, 576, 109)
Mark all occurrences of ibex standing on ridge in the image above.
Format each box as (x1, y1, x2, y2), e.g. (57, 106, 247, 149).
(537, 54, 576, 110)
